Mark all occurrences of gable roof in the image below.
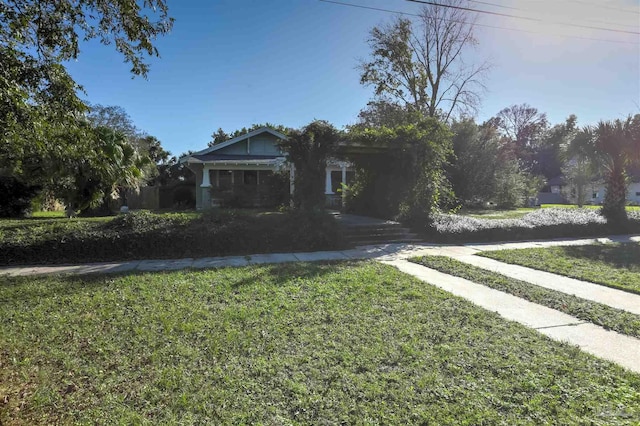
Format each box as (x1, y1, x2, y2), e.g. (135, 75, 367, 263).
(191, 127, 288, 157)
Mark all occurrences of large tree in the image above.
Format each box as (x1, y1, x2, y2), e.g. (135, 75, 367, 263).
(1, 0, 173, 192)
(358, 0, 488, 121)
(279, 121, 340, 212)
(490, 104, 548, 173)
(448, 118, 501, 206)
(347, 118, 452, 223)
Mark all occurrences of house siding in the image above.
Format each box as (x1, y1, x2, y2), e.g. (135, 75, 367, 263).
(216, 140, 248, 155)
(628, 182, 640, 204)
(213, 134, 282, 156)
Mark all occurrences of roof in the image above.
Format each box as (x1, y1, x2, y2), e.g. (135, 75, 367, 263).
(191, 154, 282, 162)
(185, 127, 288, 159)
(547, 176, 566, 186)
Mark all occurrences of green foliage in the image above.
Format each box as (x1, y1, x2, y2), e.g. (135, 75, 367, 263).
(411, 255, 640, 338)
(490, 104, 549, 174)
(52, 126, 150, 213)
(561, 157, 594, 207)
(0, 0, 172, 77)
(0, 210, 345, 265)
(348, 118, 452, 224)
(208, 123, 292, 146)
(2, 263, 639, 423)
(493, 160, 540, 209)
(353, 100, 423, 128)
(480, 242, 640, 295)
(280, 121, 340, 212)
(1, 1, 172, 213)
(0, 176, 40, 217)
(448, 118, 501, 206)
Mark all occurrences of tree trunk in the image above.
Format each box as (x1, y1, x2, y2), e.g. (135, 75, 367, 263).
(602, 170, 627, 224)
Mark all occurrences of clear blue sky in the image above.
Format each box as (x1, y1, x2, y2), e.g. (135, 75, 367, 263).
(65, 0, 640, 157)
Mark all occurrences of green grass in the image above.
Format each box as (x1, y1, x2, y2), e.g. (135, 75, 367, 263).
(30, 211, 66, 218)
(458, 208, 535, 220)
(540, 204, 640, 211)
(1, 262, 639, 424)
(410, 255, 640, 338)
(480, 242, 640, 295)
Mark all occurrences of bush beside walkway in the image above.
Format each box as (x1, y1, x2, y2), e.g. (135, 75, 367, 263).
(424, 208, 640, 243)
(0, 210, 345, 266)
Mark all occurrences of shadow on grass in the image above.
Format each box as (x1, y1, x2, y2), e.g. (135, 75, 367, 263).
(227, 261, 358, 290)
(0, 260, 362, 304)
(559, 242, 640, 269)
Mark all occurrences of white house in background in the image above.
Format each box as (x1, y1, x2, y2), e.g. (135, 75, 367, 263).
(586, 181, 640, 205)
(179, 127, 354, 210)
(544, 174, 640, 205)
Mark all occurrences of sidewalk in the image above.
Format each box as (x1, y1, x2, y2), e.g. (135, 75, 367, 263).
(1, 234, 637, 277)
(2, 234, 639, 372)
(383, 259, 640, 373)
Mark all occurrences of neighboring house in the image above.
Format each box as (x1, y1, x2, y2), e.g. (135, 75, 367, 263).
(540, 174, 640, 205)
(179, 127, 353, 209)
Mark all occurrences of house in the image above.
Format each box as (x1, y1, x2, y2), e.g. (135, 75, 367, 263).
(540, 174, 640, 206)
(179, 127, 353, 210)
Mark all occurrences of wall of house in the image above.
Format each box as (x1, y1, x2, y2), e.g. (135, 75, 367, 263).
(584, 182, 640, 205)
(249, 134, 282, 155)
(628, 182, 640, 204)
(215, 133, 282, 156)
(217, 140, 248, 155)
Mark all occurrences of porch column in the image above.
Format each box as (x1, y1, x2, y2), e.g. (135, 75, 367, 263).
(200, 165, 212, 209)
(325, 167, 333, 194)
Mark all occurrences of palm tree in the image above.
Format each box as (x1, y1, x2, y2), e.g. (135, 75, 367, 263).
(587, 115, 640, 223)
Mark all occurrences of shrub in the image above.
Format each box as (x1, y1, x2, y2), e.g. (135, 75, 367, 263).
(426, 208, 637, 243)
(0, 210, 345, 265)
(0, 176, 40, 217)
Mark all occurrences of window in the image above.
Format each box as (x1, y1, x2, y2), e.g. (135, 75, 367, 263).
(636, 192, 640, 197)
(218, 170, 233, 190)
(592, 192, 598, 199)
(243, 170, 258, 185)
(331, 171, 342, 193)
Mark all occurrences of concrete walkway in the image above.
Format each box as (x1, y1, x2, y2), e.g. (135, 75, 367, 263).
(384, 259, 640, 373)
(445, 253, 640, 316)
(2, 234, 639, 372)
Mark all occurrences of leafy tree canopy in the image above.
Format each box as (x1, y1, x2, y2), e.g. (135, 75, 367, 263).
(347, 117, 453, 223)
(359, 1, 488, 121)
(279, 121, 340, 212)
(209, 123, 292, 146)
(1, 0, 173, 178)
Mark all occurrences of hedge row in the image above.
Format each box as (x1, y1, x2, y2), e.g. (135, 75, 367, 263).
(425, 208, 640, 243)
(0, 210, 346, 266)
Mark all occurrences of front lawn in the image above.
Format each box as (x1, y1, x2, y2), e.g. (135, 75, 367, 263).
(410, 255, 640, 338)
(540, 204, 640, 211)
(0, 209, 344, 266)
(458, 208, 535, 220)
(1, 262, 639, 424)
(480, 242, 640, 295)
